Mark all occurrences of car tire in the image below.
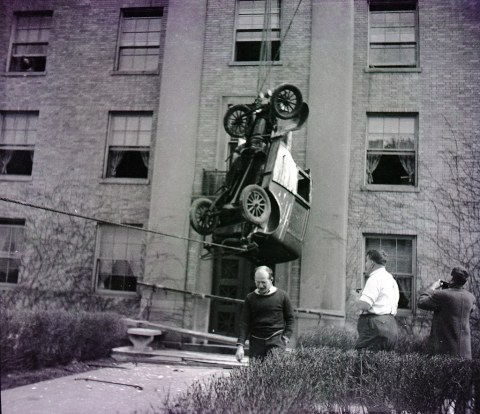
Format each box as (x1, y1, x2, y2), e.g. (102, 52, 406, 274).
(223, 104, 254, 138)
(271, 84, 303, 120)
(240, 185, 271, 226)
(189, 198, 218, 235)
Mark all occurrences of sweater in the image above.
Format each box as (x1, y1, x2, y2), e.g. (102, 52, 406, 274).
(237, 288, 294, 346)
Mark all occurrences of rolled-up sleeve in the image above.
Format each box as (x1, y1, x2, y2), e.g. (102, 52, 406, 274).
(360, 276, 379, 307)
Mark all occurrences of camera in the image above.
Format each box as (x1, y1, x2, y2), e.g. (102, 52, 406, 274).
(440, 280, 450, 289)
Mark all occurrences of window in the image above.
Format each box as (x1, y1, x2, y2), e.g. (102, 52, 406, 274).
(116, 8, 163, 71)
(365, 235, 416, 311)
(234, 0, 280, 62)
(369, 2, 418, 68)
(95, 224, 144, 293)
(8, 11, 52, 72)
(366, 114, 417, 186)
(0, 112, 38, 177)
(0, 220, 25, 284)
(105, 112, 152, 179)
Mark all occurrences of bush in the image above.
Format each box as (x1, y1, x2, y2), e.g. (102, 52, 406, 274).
(164, 348, 479, 414)
(297, 324, 357, 350)
(0, 309, 128, 374)
(297, 323, 430, 355)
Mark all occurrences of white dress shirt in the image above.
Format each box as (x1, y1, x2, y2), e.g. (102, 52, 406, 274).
(360, 267, 399, 315)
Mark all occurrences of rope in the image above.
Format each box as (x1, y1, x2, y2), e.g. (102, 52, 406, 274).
(256, 0, 304, 94)
(0, 196, 247, 252)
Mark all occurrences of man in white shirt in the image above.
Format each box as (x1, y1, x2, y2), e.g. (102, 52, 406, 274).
(354, 250, 400, 351)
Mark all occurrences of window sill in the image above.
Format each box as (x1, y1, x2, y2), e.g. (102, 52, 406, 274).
(0, 282, 18, 290)
(95, 289, 139, 297)
(3, 71, 47, 77)
(365, 67, 422, 73)
(229, 61, 283, 67)
(0, 175, 33, 182)
(361, 184, 419, 193)
(110, 70, 159, 76)
(100, 178, 150, 185)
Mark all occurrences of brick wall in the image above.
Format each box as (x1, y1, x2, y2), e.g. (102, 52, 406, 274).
(346, 0, 480, 323)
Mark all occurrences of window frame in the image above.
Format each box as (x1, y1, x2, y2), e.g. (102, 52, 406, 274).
(363, 234, 417, 315)
(7, 11, 53, 74)
(364, 112, 419, 191)
(102, 111, 153, 183)
(0, 111, 38, 180)
(367, 1, 419, 69)
(232, 0, 281, 64)
(93, 223, 144, 295)
(114, 7, 164, 73)
(0, 219, 26, 286)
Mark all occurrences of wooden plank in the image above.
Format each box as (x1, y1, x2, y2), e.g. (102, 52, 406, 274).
(124, 318, 238, 345)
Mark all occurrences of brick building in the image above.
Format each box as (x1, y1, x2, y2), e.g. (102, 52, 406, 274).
(0, 0, 478, 342)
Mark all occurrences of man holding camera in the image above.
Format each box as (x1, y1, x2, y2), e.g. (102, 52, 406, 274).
(418, 266, 475, 359)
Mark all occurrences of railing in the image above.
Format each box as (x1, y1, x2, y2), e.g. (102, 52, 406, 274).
(202, 170, 227, 196)
(138, 281, 344, 319)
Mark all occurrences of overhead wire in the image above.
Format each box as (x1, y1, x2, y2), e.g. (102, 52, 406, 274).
(256, 0, 304, 95)
(0, 196, 247, 252)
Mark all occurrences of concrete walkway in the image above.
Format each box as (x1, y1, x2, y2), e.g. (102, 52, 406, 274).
(1, 350, 244, 414)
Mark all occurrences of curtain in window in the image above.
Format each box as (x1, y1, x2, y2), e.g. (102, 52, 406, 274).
(398, 155, 415, 183)
(0, 151, 13, 174)
(396, 277, 411, 308)
(141, 152, 149, 169)
(366, 153, 382, 184)
(0, 229, 9, 253)
(109, 151, 124, 177)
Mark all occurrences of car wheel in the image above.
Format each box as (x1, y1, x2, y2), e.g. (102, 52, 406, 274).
(223, 104, 254, 138)
(271, 84, 303, 120)
(189, 198, 218, 235)
(240, 185, 271, 225)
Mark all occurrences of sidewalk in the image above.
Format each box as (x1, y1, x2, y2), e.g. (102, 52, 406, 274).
(1, 349, 244, 414)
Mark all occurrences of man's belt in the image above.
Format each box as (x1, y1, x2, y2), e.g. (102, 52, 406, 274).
(251, 329, 284, 340)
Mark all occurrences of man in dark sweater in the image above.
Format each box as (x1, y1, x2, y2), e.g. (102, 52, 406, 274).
(235, 266, 295, 362)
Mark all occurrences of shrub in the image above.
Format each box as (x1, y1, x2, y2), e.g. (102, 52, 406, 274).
(297, 323, 430, 355)
(297, 324, 357, 350)
(163, 348, 479, 414)
(0, 309, 128, 374)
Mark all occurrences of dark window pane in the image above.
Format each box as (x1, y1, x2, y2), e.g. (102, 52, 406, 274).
(10, 55, 46, 72)
(107, 150, 148, 178)
(235, 40, 280, 61)
(369, 154, 414, 185)
(0, 150, 34, 175)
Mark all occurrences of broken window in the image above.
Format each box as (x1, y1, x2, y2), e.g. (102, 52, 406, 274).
(105, 112, 152, 179)
(234, 0, 281, 62)
(8, 11, 52, 72)
(369, 1, 418, 68)
(0, 220, 25, 284)
(366, 114, 417, 186)
(365, 235, 415, 311)
(95, 224, 144, 293)
(116, 8, 163, 71)
(0, 112, 37, 177)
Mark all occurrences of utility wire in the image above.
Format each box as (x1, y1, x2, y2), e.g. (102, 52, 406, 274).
(257, 0, 304, 94)
(0, 196, 247, 252)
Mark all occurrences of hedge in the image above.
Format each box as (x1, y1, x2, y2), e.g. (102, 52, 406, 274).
(164, 347, 479, 414)
(0, 309, 128, 373)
